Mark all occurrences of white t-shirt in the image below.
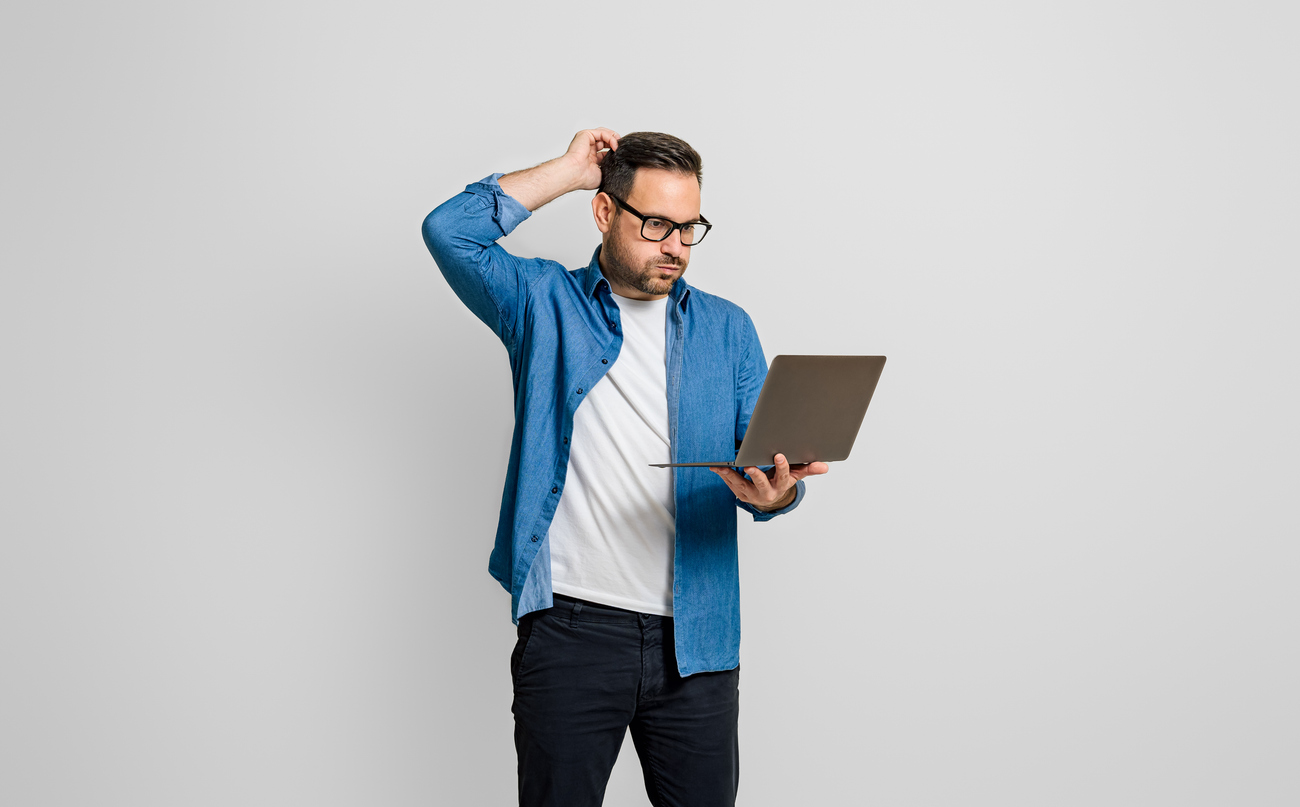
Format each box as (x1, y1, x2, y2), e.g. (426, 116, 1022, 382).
(549, 292, 675, 615)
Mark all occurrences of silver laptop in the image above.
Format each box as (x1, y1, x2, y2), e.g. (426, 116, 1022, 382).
(650, 354, 886, 468)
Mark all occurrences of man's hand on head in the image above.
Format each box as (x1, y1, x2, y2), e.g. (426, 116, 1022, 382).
(498, 128, 620, 212)
(709, 453, 829, 512)
(563, 128, 621, 191)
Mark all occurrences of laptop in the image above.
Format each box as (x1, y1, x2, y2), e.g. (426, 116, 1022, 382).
(650, 354, 886, 468)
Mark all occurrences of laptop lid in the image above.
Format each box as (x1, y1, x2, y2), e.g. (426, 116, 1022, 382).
(650, 354, 886, 468)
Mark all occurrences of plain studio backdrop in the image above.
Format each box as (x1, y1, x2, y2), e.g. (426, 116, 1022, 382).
(2, 1, 1297, 805)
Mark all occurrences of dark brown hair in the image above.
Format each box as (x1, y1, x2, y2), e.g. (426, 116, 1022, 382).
(598, 132, 703, 202)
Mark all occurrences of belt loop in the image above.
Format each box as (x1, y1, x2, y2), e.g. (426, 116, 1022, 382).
(570, 601, 583, 628)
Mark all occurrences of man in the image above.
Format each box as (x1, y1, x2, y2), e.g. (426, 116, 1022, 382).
(422, 129, 829, 807)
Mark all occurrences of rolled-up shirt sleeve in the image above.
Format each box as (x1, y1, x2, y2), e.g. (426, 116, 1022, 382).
(422, 174, 540, 353)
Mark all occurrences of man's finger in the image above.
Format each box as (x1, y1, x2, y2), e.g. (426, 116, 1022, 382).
(569, 129, 619, 163)
(715, 467, 756, 503)
(772, 453, 792, 493)
(719, 469, 748, 500)
(588, 129, 619, 153)
(710, 467, 740, 495)
(745, 466, 772, 499)
(731, 468, 760, 501)
(789, 461, 831, 482)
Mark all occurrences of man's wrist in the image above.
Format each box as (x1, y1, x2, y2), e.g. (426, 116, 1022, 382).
(753, 485, 797, 513)
(555, 154, 590, 194)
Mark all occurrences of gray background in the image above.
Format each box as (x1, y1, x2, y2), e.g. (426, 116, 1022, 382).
(2, 1, 1297, 805)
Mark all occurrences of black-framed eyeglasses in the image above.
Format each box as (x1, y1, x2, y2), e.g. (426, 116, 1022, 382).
(607, 194, 712, 246)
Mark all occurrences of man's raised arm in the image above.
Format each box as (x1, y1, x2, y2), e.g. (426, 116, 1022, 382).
(498, 128, 619, 211)
(420, 129, 619, 350)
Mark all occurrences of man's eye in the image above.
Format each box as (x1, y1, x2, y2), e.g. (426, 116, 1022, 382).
(645, 219, 668, 231)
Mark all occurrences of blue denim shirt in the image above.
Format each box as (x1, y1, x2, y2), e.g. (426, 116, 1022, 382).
(422, 175, 805, 675)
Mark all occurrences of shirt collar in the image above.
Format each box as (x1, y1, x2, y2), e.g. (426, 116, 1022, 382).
(582, 245, 692, 308)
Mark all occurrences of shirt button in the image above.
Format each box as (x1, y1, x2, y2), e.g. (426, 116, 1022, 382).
(563, 437, 569, 444)
(602, 359, 608, 364)
(577, 388, 584, 394)
(551, 486, 558, 493)
(531, 535, 539, 542)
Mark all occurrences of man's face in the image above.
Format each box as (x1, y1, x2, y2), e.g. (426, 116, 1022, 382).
(595, 168, 701, 300)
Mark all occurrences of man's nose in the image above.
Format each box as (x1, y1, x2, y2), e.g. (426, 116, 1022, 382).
(660, 230, 686, 257)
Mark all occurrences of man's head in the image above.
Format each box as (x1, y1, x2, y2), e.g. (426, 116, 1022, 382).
(592, 132, 704, 300)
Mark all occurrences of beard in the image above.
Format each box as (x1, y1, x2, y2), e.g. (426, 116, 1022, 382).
(600, 228, 687, 297)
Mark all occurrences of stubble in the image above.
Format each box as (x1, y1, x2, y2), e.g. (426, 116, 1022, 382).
(600, 227, 686, 297)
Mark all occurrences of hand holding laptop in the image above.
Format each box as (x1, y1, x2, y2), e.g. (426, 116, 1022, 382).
(651, 355, 887, 469)
(709, 452, 829, 511)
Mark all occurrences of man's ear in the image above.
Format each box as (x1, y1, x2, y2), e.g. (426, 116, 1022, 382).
(592, 191, 615, 234)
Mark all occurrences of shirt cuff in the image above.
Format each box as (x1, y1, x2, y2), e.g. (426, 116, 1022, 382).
(739, 478, 806, 522)
(464, 173, 532, 237)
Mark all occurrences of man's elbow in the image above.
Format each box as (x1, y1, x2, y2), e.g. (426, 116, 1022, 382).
(422, 204, 454, 263)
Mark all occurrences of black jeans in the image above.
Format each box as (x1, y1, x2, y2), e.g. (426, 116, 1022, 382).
(511, 595, 740, 807)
